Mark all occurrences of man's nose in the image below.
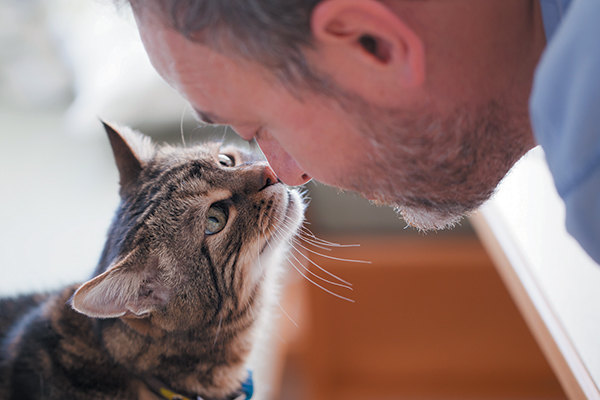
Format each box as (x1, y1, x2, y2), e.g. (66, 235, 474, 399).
(257, 139, 311, 187)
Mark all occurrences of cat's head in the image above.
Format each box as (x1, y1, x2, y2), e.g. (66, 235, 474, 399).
(71, 122, 305, 335)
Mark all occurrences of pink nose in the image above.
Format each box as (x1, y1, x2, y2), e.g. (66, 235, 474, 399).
(261, 164, 280, 190)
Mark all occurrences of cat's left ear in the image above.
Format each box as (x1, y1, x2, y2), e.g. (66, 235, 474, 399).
(101, 121, 156, 195)
(71, 253, 169, 319)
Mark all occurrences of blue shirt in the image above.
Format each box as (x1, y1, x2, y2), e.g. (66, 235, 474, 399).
(531, 0, 600, 264)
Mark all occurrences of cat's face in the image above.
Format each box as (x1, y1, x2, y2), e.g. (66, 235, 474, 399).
(71, 124, 305, 334)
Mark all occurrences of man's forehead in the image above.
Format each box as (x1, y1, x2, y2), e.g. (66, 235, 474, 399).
(135, 10, 186, 57)
(135, 13, 213, 90)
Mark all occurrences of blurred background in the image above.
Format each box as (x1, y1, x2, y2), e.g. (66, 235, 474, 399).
(0, 0, 566, 399)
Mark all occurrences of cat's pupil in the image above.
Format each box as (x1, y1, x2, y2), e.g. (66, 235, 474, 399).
(218, 154, 234, 167)
(205, 204, 228, 235)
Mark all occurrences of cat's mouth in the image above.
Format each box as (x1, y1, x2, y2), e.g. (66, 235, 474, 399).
(260, 188, 304, 250)
(280, 189, 304, 233)
(283, 191, 294, 220)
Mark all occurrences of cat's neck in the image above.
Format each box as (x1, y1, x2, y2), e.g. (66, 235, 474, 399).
(93, 312, 255, 398)
(136, 371, 253, 400)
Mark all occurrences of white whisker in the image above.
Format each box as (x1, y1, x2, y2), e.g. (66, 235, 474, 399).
(276, 301, 299, 328)
(180, 105, 188, 148)
(220, 125, 228, 143)
(257, 226, 300, 328)
(296, 236, 335, 252)
(288, 240, 353, 288)
(276, 243, 354, 302)
(269, 214, 357, 286)
(212, 314, 223, 347)
(267, 221, 354, 298)
(277, 234, 352, 289)
(293, 239, 371, 264)
(299, 226, 360, 248)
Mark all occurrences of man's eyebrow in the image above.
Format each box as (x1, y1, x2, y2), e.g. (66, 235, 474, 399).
(193, 109, 225, 125)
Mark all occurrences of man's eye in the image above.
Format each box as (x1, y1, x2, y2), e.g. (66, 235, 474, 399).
(195, 110, 216, 124)
(218, 154, 235, 167)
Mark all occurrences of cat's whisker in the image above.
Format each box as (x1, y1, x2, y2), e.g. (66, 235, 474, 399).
(270, 214, 367, 265)
(285, 243, 353, 290)
(288, 241, 353, 289)
(275, 301, 299, 328)
(255, 235, 267, 280)
(295, 236, 335, 252)
(292, 239, 371, 265)
(271, 215, 357, 250)
(212, 314, 223, 348)
(267, 223, 342, 297)
(296, 234, 359, 253)
(180, 105, 188, 148)
(190, 124, 204, 144)
(220, 125, 229, 144)
(255, 228, 300, 328)
(268, 237, 354, 303)
(268, 214, 301, 238)
(284, 255, 354, 302)
(268, 215, 354, 287)
(298, 225, 361, 248)
(267, 223, 353, 291)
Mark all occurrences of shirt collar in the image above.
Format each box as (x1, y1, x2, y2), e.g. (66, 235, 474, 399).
(539, 0, 573, 41)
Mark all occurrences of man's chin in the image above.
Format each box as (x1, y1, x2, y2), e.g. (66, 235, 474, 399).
(395, 204, 467, 231)
(368, 196, 470, 231)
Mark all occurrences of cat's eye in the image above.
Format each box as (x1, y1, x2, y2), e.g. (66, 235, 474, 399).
(218, 154, 235, 167)
(205, 204, 228, 235)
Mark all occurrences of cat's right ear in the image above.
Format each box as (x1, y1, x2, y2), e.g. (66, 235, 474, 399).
(102, 121, 144, 195)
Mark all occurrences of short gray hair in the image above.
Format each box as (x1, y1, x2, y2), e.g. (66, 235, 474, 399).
(129, 0, 325, 86)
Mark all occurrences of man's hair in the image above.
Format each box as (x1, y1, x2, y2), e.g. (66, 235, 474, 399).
(129, 0, 324, 86)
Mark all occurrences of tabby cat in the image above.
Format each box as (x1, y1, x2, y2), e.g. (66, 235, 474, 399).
(0, 122, 305, 400)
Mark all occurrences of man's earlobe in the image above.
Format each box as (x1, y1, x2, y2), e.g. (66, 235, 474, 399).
(311, 0, 425, 89)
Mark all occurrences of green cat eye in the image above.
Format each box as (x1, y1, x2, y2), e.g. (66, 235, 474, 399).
(218, 153, 235, 167)
(205, 204, 228, 235)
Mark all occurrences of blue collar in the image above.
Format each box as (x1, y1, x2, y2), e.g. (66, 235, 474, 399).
(143, 370, 253, 400)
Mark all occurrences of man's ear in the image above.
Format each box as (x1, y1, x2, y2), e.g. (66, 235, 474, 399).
(310, 0, 425, 101)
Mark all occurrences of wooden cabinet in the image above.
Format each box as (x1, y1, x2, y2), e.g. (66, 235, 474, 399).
(277, 236, 566, 400)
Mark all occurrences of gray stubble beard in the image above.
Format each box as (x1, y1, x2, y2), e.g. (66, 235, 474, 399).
(333, 94, 533, 231)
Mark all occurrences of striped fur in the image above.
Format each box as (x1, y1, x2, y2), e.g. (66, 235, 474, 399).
(0, 123, 305, 400)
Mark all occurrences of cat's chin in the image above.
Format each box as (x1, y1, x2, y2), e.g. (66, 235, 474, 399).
(285, 190, 305, 227)
(272, 189, 305, 244)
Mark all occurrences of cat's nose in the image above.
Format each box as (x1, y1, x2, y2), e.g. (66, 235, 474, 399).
(260, 164, 280, 191)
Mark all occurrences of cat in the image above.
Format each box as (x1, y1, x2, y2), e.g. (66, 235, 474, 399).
(0, 121, 305, 400)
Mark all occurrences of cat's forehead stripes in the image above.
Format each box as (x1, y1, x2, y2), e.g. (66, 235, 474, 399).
(114, 144, 272, 256)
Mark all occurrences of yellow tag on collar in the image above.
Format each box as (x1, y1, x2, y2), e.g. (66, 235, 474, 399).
(159, 387, 194, 400)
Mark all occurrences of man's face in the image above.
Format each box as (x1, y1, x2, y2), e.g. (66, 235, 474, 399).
(135, 11, 371, 187)
(134, 8, 534, 230)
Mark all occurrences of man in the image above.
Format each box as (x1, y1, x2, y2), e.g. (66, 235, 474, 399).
(126, 0, 600, 263)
